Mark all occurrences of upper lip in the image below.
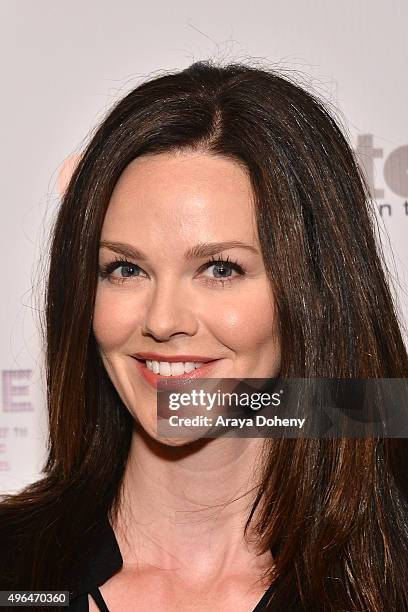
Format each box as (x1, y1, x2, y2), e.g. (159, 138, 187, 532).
(133, 352, 218, 363)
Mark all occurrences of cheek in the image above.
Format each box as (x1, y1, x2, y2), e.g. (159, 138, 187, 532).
(92, 288, 141, 349)
(204, 284, 279, 351)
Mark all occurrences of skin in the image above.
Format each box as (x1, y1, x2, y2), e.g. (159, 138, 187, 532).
(91, 151, 281, 611)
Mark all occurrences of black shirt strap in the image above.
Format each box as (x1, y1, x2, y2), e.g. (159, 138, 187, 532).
(251, 582, 275, 611)
(89, 587, 110, 612)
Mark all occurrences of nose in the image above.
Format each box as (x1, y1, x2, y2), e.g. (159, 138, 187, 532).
(141, 278, 199, 341)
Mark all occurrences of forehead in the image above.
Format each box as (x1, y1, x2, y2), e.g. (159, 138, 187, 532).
(101, 151, 258, 244)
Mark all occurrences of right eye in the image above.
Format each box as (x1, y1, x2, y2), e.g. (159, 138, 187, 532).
(98, 258, 147, 284)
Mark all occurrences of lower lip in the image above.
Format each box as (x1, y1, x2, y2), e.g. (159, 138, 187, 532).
(132, 358, 220, 389)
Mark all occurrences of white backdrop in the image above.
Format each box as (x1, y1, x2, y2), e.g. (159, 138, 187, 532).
(1, 0, 407, 493)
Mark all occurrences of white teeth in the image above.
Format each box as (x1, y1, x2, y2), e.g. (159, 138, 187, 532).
(160, 362, 171, 376)
(152, 361, 159, 374)
(170, 362, 186, 376)
(145, 360, 205, 376)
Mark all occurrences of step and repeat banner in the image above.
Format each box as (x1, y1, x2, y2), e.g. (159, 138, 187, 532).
(0, 0, 407, 493)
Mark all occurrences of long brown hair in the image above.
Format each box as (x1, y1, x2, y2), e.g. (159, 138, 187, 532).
(1, 59, 407, 610)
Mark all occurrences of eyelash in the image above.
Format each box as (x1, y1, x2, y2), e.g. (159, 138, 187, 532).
(98, 254, 246, 288)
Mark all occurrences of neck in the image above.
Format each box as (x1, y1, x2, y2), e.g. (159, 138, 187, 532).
(112, 424, 273, 584)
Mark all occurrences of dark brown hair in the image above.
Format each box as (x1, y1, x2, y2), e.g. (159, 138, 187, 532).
(1, 59, 407, 610)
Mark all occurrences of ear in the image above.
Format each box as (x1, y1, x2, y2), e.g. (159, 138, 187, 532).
(57, 153, 81, 195)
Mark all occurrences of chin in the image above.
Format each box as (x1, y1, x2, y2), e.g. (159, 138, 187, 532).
(134, 417, 209, 448)
(154, 435, 203, 447)
(153, 424, 210, 447)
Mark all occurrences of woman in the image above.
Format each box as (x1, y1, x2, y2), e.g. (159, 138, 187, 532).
(1, 60, 407, 611)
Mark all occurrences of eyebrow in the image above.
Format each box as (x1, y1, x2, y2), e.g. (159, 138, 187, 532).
(99, 240, 259, 260)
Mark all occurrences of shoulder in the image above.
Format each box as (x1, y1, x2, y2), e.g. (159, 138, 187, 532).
(0, 490, 72, 589)
(0, 492, 118, 592)
(0, 499, 30, 587)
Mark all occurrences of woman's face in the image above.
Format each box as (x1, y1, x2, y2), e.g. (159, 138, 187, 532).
(93, 151, 281, 443)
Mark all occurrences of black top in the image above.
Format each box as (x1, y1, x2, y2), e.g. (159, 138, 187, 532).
(67, 514, 275, 611)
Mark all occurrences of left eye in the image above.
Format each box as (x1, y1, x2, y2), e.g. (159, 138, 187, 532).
(203, 261, 239, 278)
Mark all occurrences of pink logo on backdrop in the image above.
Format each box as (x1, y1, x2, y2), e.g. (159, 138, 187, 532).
(0, 370, 32, 472)
(355, 135, 408, 218)
(2, 370, 33, 412)
(58, 154, 81, 195)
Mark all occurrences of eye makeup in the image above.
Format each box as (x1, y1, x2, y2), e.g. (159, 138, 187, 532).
(98, 253, 247, 288)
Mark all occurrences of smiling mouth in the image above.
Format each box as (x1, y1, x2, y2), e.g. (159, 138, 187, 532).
(134, 357, 218, 377)
(132, 357, 221, 390)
